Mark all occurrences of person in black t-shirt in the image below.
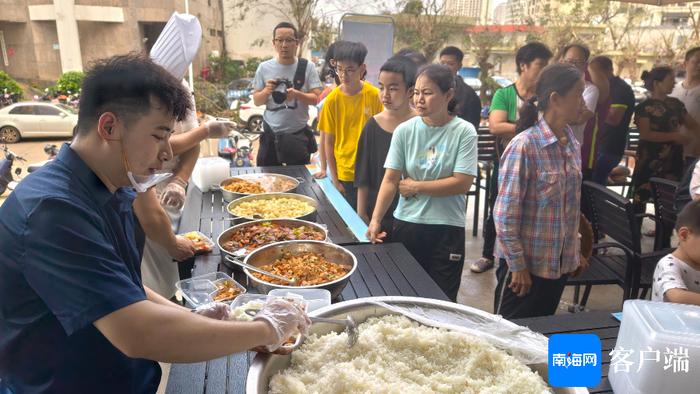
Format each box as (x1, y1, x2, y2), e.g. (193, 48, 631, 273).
(439, 46, 481, 128)
(591, 56, 636, 185)
(355, 57, 417, 238)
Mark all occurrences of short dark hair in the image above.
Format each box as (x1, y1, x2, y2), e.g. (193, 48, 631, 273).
(76, 54, 192, 136)
(515, 42, 553, 74)
(562, 43, 591, 62)
(380, 56, 418, 89)
(416, 64, 457, 113)
(676, 199, 700, 232)
(516, 63, 582, 134)
(323, 40, 351, 85)
(395, 48, 428, 67)
(273, 22, 298, 39)
(439, 46, 464, 64)
(590, 56, 613, 72)
(641, 66, 674, 91)
(686, 46, 700, 61)
(333, 41, 368, 65)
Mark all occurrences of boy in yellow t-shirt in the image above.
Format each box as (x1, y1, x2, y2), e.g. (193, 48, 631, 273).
(319, 41, 383, 209)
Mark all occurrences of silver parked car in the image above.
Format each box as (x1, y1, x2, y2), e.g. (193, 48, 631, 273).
(0, 102, 78, 143)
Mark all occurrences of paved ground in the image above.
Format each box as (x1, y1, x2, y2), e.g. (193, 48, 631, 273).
(0, 137, 70, 206)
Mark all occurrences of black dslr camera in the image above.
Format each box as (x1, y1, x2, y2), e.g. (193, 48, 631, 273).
(271, 78, 293, 104)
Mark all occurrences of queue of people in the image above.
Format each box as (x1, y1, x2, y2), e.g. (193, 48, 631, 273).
(3, 16, 700, 393)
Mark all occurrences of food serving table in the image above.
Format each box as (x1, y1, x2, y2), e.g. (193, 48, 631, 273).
(170, 164, 619, 393)
(169, 164, 451, 393)
(166, 241, 451, 394)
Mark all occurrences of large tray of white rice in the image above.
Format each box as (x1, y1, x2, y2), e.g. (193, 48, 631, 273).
(246, 296, 588, 394)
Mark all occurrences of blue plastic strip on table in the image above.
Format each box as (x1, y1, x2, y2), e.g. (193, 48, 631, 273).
(306, 164, 369, 242)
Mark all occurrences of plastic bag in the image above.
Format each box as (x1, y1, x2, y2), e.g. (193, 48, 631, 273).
(368, 300, 549, 365)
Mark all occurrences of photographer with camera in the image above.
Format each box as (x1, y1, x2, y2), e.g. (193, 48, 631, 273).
(252, 22, 323, 166)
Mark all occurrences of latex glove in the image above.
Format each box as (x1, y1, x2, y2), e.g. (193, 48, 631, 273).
(160, 177, 187, 210)
(205, 120, 236, 139)
(193, 302, 230, 320)
(253, 298, 311, 352)
(169, 235, 196, 261)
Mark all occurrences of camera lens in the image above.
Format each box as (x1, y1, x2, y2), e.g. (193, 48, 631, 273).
(272, 90, 287, 104)
(271, 79, 289, 104)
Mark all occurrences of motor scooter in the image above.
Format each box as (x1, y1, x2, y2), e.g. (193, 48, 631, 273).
(27, 144, 59, 173)
(0, 144, 25, 196)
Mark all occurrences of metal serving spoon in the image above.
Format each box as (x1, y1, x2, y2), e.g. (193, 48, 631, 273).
(224, 255, 297, 285)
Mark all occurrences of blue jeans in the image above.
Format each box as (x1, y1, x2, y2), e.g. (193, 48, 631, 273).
(592, 152, 622, 185)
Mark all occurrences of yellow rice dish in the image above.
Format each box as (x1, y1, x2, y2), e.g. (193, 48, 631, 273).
(230, 197, 314, 219)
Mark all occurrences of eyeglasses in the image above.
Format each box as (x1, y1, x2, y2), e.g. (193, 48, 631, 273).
(273, 38, 298, 45)
(335, 66, 358, 76)
(563, 58, 586, 67)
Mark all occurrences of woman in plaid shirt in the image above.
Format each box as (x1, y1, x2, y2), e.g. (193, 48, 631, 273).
(494, 63, 590, 319)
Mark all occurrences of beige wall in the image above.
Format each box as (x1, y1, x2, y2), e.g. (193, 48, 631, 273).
(30, 21, 62, 81)
(223, 2, 277, 60)
(222, 0, 311, 61)
(0, 22, 40, 80)
(1, 0, 224, 83)
(78, 20, 139, 68)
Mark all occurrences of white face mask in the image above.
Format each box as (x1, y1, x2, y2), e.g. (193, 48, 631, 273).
(127, 171, 173, 193)
(120, 139, 172, 193)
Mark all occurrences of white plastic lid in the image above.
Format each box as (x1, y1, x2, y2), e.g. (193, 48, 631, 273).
(629, 300, 700, 340)
(268, 289, 331, 313)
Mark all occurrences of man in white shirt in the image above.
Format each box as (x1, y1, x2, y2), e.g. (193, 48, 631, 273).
(670, 46, 700, 169)
(561, 44, 599, 144)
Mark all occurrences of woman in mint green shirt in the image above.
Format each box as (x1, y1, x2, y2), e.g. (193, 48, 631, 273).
(367, 64, 478, 301)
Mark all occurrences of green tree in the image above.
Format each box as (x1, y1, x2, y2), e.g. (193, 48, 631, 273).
(0, 71, 22, 99)
(193, 80, 230, 116)
(393, 0, 460, 62)
(310, 16, 335, 53)
(464, 28, 508, 102)
(207, 54, 245, 83)
(226, 0, 320, 57)
(53, 71, 84, 95)
(244, 57, 271, 77)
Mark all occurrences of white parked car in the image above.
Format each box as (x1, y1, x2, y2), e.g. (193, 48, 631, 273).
(0, 102, 78, 143)
(232, 99, 318, 133)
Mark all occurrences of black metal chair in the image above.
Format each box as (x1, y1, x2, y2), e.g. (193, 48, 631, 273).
(649, 177, 680, 251)
(465, 127, 497, 237)
(567, 181, 671, 308)
(608, 128, 638, 197)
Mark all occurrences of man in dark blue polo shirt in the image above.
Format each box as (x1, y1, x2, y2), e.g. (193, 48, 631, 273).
(0, 55, 309, 393)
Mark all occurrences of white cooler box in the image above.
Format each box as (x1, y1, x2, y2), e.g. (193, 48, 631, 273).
(609, 300, 700, 394)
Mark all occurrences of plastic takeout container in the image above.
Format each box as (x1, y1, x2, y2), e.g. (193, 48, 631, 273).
(179, 230, 215, 255)
(268, 289, 331, 313)
(228, 293, 306, 350)
(175, 272, 246, 308)
(609, 300, 700, 394)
